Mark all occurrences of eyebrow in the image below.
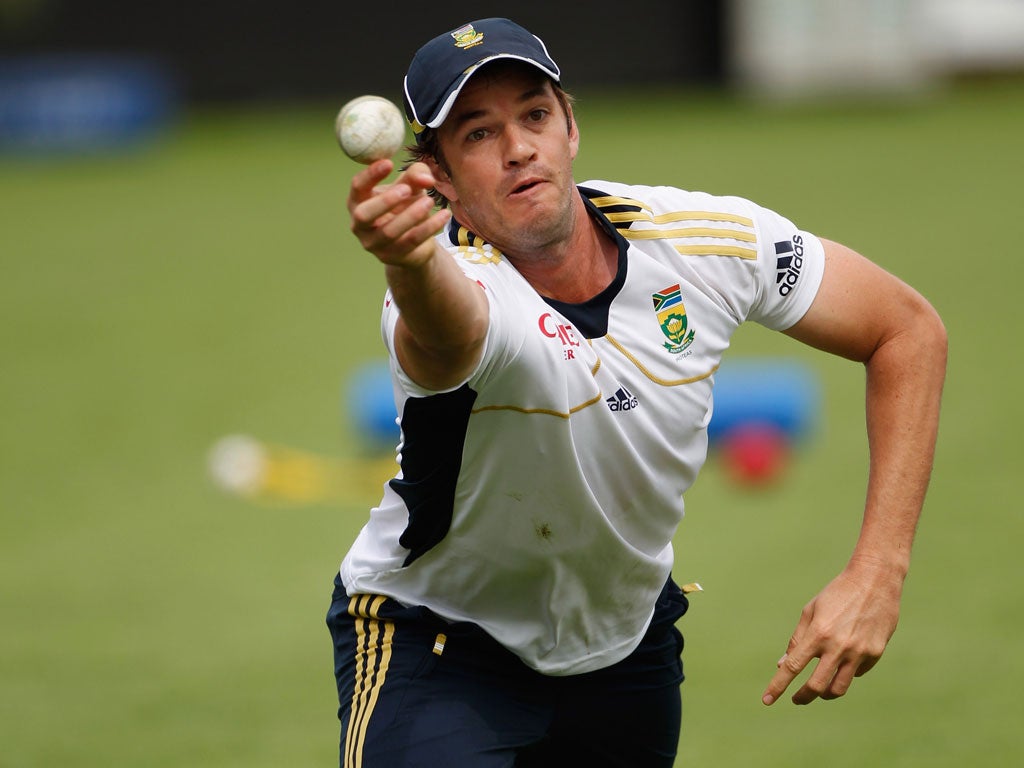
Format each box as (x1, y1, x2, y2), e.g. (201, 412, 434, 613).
(448, 84, 552, 131)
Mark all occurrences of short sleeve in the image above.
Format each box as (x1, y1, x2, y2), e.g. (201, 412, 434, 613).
(747, 206, 825, 331)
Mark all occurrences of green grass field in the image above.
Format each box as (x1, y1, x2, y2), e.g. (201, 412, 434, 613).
(2, 78, 1021, 766)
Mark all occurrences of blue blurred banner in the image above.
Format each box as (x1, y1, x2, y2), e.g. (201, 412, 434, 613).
(707, 358, 820, 444)
(0, 54, 177, 154)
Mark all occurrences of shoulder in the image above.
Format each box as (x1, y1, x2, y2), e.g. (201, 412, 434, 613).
(580, 180, 762, 219)
(579, 180, 825, 329)
(580, 179, 816, 253)
(580, 180, 770, 262)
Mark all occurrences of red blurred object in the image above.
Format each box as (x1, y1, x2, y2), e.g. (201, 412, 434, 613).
(720, 424, 790, 485)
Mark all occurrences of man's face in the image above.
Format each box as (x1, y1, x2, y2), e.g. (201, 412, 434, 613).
(429, 64, 580, 258)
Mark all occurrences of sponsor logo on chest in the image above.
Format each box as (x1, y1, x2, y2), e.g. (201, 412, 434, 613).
(538, 312, 582, 361)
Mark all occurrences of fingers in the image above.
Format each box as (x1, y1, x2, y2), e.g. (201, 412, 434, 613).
(349, 159, 395, 207)
(855, 655, 880, 677)
(792, 657, 856, 704)
(349, 160, 437, 215)
(762, 628, 886, 706)
(762, 568, 901, 707)
(365, 199, 450, 263)
(762, 647, 808, 706)
(764, 649, 850, 706)
(347, 161, 448, 267)
(393, 161, 439, 194)
(762, 607, 811, 706)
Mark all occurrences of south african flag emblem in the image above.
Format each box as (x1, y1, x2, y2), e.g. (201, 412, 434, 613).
(652, 283, 695, 354)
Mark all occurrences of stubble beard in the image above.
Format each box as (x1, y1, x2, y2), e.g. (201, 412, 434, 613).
(475, 179, 578, 265)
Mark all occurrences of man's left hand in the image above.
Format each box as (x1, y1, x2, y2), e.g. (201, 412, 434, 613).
(761, 562, 903, 705)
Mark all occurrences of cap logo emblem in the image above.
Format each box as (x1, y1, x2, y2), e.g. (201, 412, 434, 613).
(451, 23, 485, 50)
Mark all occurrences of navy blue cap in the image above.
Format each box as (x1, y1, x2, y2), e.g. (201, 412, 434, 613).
(402, 18, 561, 139)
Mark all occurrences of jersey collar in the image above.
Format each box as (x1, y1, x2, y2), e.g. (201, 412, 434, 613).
(443, 185, 628, 257)
(443, 186, 628, 339)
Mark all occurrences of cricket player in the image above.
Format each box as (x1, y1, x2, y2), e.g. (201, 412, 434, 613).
(327, 17, 947, 767)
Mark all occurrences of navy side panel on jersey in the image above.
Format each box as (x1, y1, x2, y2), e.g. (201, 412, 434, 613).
(390, 384, 478, 566)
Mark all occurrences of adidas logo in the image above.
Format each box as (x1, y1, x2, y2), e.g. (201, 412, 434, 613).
(606, 386, 639, 412)
(775, 235, 805, 296)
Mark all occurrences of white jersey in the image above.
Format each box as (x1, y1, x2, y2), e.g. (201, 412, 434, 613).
(340, 181, 825, 675)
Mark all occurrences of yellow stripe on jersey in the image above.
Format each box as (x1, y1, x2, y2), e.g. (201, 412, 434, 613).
(472, 391, 606, 419)
(589, 194, 757, 259)
(621, 226, 756, 243)
(602, 209, 754, 228)
(675, 244, 757, 260)
(456, 226, 471, 247)
(588, 195, 654, 212)
(345, 595, 393, 768)
(455, 246, 502, 265)
(589, 193, 753, 228)
(470, 342, 604, 418)
(603, 336, 720, 386)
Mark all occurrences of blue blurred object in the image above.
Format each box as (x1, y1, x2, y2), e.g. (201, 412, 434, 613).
(0, 54, 178, 154)
(707, 358, 820, 444)
(345, 357, 817, 451)
(346, 361, 399, 450)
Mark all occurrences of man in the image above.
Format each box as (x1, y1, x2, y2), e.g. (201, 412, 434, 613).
(327, 17, 946, 768)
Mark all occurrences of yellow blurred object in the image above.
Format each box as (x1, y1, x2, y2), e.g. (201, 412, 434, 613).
(207, 434, 396, 505)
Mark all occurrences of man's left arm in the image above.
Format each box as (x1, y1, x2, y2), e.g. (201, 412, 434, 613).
(762, 238, 948, 705)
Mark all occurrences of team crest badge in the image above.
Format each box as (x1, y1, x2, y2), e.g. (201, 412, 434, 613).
(451, 24, 485, 49)
(652, 283, 695, 354)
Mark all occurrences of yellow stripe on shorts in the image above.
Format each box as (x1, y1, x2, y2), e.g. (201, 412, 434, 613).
(344, 595, 394, 768)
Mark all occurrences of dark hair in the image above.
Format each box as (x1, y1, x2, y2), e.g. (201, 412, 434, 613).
(403, 79, 576, 208)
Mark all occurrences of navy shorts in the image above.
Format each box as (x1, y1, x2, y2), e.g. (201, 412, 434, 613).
(326, 574, 688, 768)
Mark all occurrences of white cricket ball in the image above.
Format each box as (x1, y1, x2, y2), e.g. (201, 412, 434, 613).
(334, 95, 407, 164)
(207, 434, 267, 495)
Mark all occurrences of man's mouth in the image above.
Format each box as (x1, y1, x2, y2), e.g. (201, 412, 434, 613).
(509, 178, 544, 197)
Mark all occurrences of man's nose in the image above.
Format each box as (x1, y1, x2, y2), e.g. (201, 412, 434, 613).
(502, 125, 537, 166)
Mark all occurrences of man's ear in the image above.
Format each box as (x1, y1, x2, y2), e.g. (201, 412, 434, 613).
(568, 106, 580, 161)
(425, 155, 457, 203)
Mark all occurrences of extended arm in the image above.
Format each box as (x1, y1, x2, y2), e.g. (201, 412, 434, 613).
(762, 238, 947, 705)
(348, 160, 489, 390)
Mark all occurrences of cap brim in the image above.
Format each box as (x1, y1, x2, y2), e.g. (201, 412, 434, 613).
(421, 55, 560, 129)
(403, 54, 561, 134)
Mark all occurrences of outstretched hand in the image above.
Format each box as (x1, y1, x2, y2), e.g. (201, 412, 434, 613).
(347, 159, 450, 269)
(762, 562, 904, 705)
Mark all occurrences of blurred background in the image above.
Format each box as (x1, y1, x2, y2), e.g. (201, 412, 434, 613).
(5, 0, 1024, 112)
(3, 1, 1022, 766)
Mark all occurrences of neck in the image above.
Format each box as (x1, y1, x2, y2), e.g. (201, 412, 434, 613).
(505, 195, 619, 303)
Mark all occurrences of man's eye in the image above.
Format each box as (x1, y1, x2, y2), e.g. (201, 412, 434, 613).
(529, 109, 549, 122)
(467, 129, 487, 142)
